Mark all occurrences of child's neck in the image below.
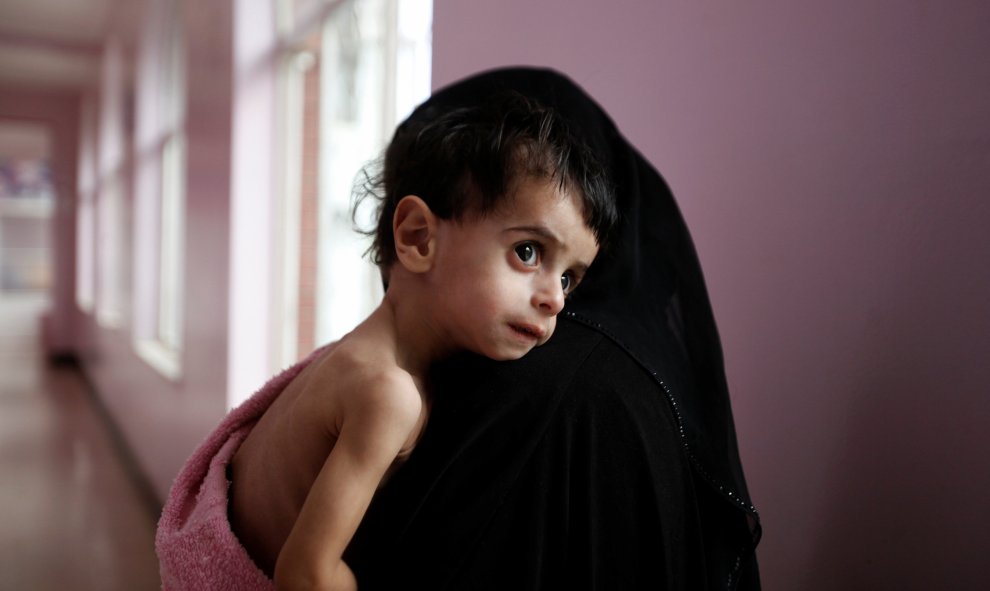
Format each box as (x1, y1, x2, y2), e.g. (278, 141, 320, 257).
(364, 288, 452, 381)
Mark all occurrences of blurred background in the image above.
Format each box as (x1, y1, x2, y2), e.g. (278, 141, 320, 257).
(0, 0, 987, 589)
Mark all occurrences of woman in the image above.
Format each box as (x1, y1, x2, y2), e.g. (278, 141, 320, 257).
(345, 67, 761, 590)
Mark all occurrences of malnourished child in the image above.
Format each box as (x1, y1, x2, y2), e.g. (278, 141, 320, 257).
(156, 90, 615, 590)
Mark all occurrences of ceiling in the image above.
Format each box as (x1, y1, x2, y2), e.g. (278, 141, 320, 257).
(0, 0, 115, 90)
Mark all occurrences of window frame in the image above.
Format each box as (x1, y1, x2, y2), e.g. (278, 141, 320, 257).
(272, 0, 432, 367)
(132, 0, 187, 381)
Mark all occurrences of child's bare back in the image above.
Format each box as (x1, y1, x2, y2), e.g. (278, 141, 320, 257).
(229, 307, 427, 588)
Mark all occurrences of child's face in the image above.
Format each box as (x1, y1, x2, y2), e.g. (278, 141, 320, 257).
(426, 177, 600, 361)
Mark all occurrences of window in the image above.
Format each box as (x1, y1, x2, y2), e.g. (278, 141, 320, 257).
(76, 93, 97, 311)
(0, 123, 55, 294)
(95, 38, 127, 328)
(156, 6, 186, 358)
(275, 0, 432, 365)
(132, 0, 186, 380)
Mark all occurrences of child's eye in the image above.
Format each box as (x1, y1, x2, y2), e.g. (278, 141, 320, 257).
(561, 272, 575, 295)
(514, 242, 540, 267)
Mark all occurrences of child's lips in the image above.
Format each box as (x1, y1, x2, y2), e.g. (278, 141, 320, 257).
(510, 322, 546, 342)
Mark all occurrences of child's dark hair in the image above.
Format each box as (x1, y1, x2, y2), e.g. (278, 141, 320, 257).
(356, 91, 616, 268)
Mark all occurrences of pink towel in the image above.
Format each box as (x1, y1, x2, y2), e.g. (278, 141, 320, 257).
(156, 347, 326, 590)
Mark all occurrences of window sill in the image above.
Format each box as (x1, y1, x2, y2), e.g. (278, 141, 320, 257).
(134, 338, 182, 382)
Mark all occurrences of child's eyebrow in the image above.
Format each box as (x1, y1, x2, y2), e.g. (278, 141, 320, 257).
(504, 225, 562, 245)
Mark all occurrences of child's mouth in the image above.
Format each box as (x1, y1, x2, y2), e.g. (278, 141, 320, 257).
(510, 323, 544, 341)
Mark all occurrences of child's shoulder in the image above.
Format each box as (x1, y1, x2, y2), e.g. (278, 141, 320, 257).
(309, 339, 423, 426)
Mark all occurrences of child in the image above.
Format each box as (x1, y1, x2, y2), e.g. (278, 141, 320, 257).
(156, 90, 615, 590)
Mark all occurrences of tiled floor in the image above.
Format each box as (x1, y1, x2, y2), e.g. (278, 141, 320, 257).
(0, 293, 161, 590)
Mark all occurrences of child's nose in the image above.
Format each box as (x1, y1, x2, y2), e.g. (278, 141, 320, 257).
(533, 277, 565, 316)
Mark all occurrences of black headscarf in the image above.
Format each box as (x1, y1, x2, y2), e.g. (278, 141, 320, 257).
(347, 67, 761, 589)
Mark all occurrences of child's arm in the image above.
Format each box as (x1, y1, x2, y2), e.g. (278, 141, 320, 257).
(273, 370, 422, 591)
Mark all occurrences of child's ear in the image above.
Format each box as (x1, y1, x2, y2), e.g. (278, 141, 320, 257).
(392, 195, 437, 274)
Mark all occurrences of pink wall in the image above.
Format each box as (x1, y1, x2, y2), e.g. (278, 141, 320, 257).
(34, 0, 281, 504)
(228, 0, 279, 408)
(71, 0, 235, 500)
(15, 1, 986, 585)
(432, 1, 990, 588)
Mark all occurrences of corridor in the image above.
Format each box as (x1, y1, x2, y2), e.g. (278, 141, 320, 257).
(0, 294, 160, 590)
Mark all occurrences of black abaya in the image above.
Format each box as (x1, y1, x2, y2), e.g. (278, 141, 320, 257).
(346, 67, 761, 590)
